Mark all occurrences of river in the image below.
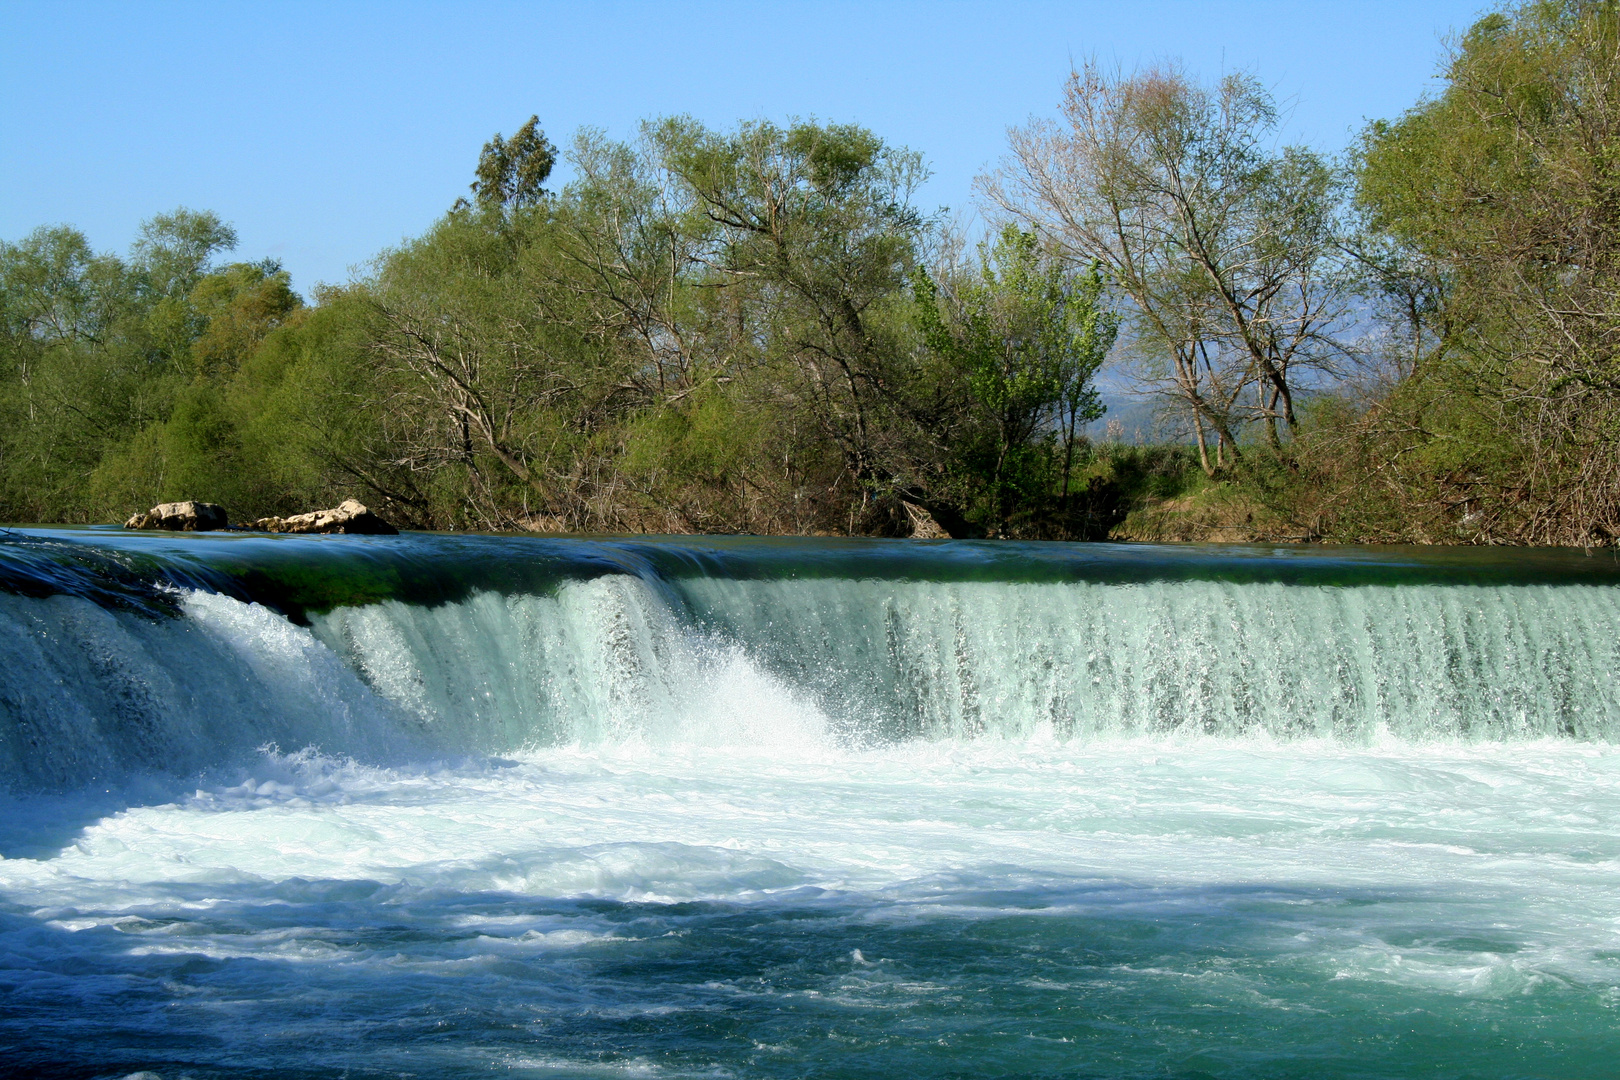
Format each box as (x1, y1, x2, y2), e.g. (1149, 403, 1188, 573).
(2, 531, 1618, 1078)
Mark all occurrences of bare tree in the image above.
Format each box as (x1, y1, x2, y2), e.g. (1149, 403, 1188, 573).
(980, 61, 1349, 472)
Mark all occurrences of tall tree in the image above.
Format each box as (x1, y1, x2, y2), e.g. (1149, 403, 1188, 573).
(981, 62, 1347, 471)
(0, 211, 242, 520)
(652, 117, 941, 525)
(469, 116, 557, 212)
(1350, 0, 1620, 542)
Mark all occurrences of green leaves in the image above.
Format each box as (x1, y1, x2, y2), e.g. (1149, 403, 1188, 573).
(1228, 0, 1620, 544)
(913, 227, 1118, 534)
(132, 208, 237, 301)
(470, 116, 557, 212)
(0, 207, 322, 522)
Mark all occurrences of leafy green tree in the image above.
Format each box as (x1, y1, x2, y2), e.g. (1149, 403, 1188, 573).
(0, 206, 322, 522)
(89, 258, 305, 515)
(651, 117, 943, 527)
(1345, 0, 1620, 542)
(915, 227, 1117, 534)
(469, 116, 557, 212)
(556, 127, 713, 405)
(132, 209, 238, 300)
(0, 226, 140, 518)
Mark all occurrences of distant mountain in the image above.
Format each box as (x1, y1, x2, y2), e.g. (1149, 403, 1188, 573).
(1083, 394, 1183, 444)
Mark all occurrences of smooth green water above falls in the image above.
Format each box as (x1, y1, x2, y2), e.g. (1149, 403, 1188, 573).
(1, 531, 1618, 1078)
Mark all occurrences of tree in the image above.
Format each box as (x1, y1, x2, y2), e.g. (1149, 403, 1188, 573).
(555, 127, 711, 405)
(89, 258, 306, 516)
(360, 210, 596, 528)
(132, 208, 238, 300)
(651, 117, 939, 527)
(469, 116, 557, 212)
(981, 62, 1347, 473)
(0, 209, 299, 521)
(1348, 0, 1620, 542)
(0, 227, 136, 518)
(914, 226, 1116, 534)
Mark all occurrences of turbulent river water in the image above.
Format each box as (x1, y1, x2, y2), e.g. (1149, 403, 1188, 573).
(2, 530, 1620, 1079)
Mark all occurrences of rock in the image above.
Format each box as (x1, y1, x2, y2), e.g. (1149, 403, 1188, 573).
(254, 499, 398, 535)
(123, 501, 229, 531)
(904, 502, 949, 539)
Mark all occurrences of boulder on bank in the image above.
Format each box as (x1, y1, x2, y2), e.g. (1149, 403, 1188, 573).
(124, 501, 230, 531)
(254, 499, 398, 535)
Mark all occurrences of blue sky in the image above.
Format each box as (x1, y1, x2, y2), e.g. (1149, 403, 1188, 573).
(2, 0, 1486, 293)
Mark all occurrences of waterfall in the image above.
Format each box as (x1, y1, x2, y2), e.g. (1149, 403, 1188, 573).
(3, 530, 1618, 791)
(6, 530, 1620, 1079)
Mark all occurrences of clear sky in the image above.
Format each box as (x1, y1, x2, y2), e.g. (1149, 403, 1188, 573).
(2, 0, 1487, 294)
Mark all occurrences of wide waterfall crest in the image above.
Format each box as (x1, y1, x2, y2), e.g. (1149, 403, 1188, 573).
(3, 540, 1620, 791)
(674, 577, 1620, 743)
(313, 575, 1620, 751)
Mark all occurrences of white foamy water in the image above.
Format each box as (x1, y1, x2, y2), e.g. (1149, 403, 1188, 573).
(4, 736, 1620, 1077)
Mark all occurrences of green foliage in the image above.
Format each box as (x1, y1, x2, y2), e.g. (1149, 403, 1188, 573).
(1313, 0, 1620, 543)
(913, 227, 1116, 534)
(653, 117, 929, 488)
(0, 205, 337, 523)
(470, 116, 557, 212)
(21, 32, 1620, 546)
(133, 209, 238, 301)
(0, 117, 1166, 539)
